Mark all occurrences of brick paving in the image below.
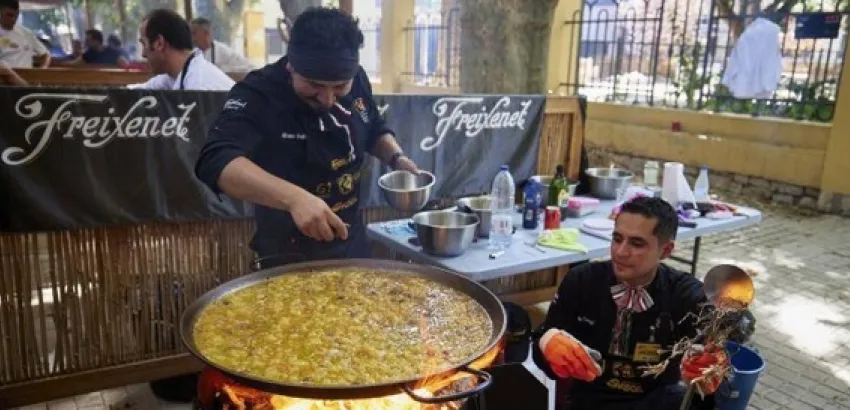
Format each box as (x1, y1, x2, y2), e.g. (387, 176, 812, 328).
(12, 201, 850, 410)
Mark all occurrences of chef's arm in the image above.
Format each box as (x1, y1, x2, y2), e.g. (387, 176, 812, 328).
(216, 157, 308, 211)
(370, 133, 405, 166)
(195, 83, 301, 206)
(0, 64, 27, 86)
(531, 268, 582, 380)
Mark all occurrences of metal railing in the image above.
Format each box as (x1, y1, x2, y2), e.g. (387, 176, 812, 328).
(402, 7, 462, 88)
(560, 0, 849, 122)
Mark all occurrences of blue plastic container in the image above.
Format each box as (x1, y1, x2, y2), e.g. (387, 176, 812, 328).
(716, 341, 766, 410)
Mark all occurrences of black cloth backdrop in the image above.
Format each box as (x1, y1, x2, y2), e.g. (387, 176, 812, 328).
(0, 87, 545, 232)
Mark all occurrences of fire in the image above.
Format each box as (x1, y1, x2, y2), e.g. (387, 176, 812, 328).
(203, 344, 503, 410)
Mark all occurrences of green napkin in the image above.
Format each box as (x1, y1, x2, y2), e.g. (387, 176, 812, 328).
(537, 228, 588, 253)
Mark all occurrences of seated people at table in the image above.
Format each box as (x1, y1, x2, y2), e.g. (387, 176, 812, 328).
(0, 0, 50, 68)
(79, 29, 127, 66)
(128, 9, 234, 91)
(0, 60, 26, 85)
(107, 33, 131, 61)
(532, 197, 722, 410)
(191, 17, 255, 73)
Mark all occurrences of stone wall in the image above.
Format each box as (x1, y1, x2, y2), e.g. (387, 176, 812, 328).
(587, 148, 850, 216)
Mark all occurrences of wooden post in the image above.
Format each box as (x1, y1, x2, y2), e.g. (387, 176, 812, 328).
(339, 0, 353, 14)
(82, 0, 93, 29)
(183, 0, 193, 21)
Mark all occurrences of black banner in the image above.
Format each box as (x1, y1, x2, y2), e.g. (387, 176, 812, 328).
(0, 87, 544, 232)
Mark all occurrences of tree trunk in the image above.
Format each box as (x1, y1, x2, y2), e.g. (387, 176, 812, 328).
(115, 0, 128, 41)
(458, 0, 558, 93)
(213, 0, 247, 45)
(279, 0, 322, 21)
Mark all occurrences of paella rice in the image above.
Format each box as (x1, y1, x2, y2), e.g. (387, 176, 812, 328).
(192, 269, 493, 386)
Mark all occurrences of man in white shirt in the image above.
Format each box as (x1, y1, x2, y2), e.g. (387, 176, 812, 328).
(128, 9, 235, 91)
(190, 17, 254, 73)
(0, 0, 50, 68)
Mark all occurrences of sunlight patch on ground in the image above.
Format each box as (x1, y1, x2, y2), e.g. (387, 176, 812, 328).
(771, 249, 806, 270)
(767, 295, 849, 359)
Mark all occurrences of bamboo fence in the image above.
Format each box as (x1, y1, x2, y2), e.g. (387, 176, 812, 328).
(0, 95, 584, 408)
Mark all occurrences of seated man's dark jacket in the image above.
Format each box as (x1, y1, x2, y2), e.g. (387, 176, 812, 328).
(194, 57, 391, 259)
(532, 261, 712, 409)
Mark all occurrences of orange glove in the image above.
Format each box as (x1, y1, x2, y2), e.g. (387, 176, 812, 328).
(539, 329, 602, 381)
(681, 345, 727, 395)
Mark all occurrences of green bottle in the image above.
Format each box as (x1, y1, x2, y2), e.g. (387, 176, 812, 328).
(548, 165, 568, 207)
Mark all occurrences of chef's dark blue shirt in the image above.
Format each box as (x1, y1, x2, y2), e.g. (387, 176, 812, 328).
(195, 57, 392, 259)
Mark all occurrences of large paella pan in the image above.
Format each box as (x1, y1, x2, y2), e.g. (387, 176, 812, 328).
(180, 259, 507, 401)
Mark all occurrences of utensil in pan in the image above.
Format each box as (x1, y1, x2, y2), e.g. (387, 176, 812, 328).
(180, 258, 507, 402)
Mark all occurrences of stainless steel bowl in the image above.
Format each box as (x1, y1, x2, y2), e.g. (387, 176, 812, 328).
(411, 211, 479, 257)
(586, 167, 634, 199)
(530, 175, 579, 205)
(378, 170, 435, 212)
(457, 195, 492, 238)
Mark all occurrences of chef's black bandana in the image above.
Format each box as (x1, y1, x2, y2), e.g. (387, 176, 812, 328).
(288, 44, 360, 81)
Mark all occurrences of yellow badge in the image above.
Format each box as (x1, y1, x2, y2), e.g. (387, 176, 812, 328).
(331, 157, 350, 171)
(315, 182, 332, 198)
(611, 361, 637, 379)
(331, 197, 357, 213)
(633, 343, 662, 363)
(606, 378, 644, 394)
(337, 173, 354, 195)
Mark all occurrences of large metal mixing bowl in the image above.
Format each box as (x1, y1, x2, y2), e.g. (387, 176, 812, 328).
(378, 170, 435, 212)
(412, 211, 479, 257)
(585, 167, 634, 199)
(457, 195, 492, 238)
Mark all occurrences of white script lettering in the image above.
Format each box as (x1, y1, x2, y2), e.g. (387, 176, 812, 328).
(2, 93, 195, 166)
(420, 96, 532, 151)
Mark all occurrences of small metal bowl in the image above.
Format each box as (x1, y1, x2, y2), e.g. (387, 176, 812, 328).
(378, 170, 436, 212)
(411, 211, 479, 257)
(457, 196, 492, 238)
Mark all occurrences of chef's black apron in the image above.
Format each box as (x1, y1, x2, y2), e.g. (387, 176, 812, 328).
(566, 281, 684, 410)
(249, 94, 371, 262)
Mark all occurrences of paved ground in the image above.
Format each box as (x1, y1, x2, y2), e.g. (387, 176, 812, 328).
(13, 199, 850, 410)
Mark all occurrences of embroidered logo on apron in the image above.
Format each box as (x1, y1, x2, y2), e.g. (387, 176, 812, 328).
(315, 182, 332, 198)
(337, 173, 354, 195)
(353, 97, 369, 124)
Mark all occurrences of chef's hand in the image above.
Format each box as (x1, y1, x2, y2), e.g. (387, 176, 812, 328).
(394, 155, 420, 174)
(289, 190, 348, 242)
(539, 329, 602, 381)
(681, 344, 727, 395)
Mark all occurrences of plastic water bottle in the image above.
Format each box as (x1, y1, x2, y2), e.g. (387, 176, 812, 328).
(694, 166, 710, 202)
(489, 165, 515, 250)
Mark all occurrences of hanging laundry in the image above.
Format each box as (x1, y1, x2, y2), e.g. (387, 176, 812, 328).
(721, 18, 783, 99)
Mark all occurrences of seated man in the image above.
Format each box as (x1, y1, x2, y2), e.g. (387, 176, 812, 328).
(80, 29, 127, 66)
(128, 9, 234, 91)
(533, 197, 721, 410)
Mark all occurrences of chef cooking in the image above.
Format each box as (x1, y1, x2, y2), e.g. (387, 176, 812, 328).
(532, 197, 725, 410)
(195, 6, 420, 262)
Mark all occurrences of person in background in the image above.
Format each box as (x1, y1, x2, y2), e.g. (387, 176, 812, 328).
(107, 33, 130, 61)
(0, 0, 50, 68)
(128, 9, 234, 91)
(79, 29, 126, 66)
(533, 197, 723, 410)
(190, 17, 254, 73)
